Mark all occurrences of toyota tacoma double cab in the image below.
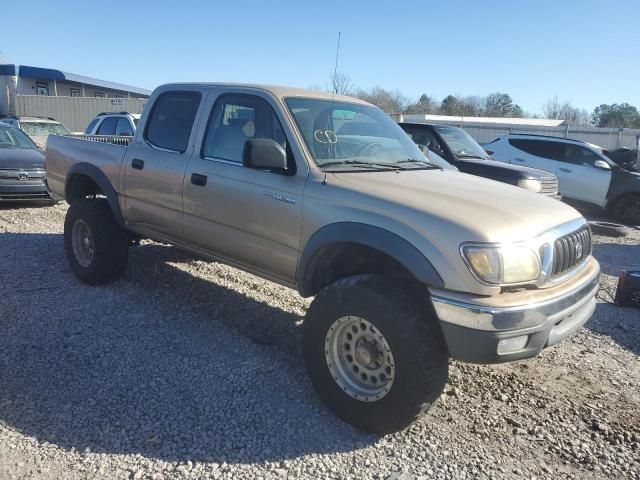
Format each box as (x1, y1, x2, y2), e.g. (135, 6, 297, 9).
(46, 83, 600, 433)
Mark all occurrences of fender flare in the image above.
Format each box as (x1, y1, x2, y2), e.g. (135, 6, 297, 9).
(297, 222, 444, 296)
(65, 162, 124, 227)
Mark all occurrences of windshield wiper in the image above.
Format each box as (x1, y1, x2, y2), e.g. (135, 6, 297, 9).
(456, 154, 487, 159)
(396, 159, 442, 169)
(319, 160, 400, 171)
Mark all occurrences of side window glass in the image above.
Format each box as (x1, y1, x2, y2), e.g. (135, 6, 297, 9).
(145, 91, 202, 153)
(564, 145, 600, 165)
(509, 139, 563, 160)
(116, 117, 134, 136)
(85, 118, 99, 134)
(202, 94, 290, 169)
(96, 117, 118, 135)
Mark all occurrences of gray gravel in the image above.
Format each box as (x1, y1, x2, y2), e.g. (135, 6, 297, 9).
(0, 203, 639, 480)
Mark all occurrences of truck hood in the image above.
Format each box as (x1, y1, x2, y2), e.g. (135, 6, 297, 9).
(456, 157, 553, 180)
(0, 147, 45, 169)
(331, 169, 582, 243)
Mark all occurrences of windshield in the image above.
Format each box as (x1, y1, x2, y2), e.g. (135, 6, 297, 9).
(20, 121, 71, 137)
(285, 97, 440, 170)
(434, 126, 488, 159)
(0, 126, 39, 149)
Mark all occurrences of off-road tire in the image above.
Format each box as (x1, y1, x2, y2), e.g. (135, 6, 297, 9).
(303, 274, 449, 434)
(612, 194, 640, 226)
(64, 198, 128, 285)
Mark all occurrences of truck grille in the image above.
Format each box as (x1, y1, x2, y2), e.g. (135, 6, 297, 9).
(551, 225, 592, 277)
(540, 176, 558, 195)
(0, 169, 46, 180)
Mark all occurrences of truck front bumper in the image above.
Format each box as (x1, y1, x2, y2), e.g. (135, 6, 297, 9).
(430, 257, 600, 364)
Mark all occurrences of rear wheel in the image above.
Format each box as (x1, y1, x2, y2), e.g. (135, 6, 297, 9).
(303, 275, 448, 434)
(612, 194, 640, 225)
(64, 198, 128, 285)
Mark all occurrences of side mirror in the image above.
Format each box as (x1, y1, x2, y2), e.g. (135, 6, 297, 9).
(243, 138, 287, 171)
(594, 160, 611, 170)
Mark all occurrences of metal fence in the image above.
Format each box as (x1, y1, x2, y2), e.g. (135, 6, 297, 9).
(396, 114, 640, 150)
(15, 95, 147, 133)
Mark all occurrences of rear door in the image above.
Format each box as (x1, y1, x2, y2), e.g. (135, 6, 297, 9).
(507, 138, 562, 175)
(182, 90, 307, 284)
(122, 89, 205, 241)
(556, 144, 612, 207)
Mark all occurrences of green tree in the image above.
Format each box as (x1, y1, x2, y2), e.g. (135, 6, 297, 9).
(592, 103, 640, 128)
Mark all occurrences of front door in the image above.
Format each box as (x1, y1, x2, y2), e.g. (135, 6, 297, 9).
(123, 90, 204, 241)
(182, 91, 307, 284)
(556, 144, 612, 207)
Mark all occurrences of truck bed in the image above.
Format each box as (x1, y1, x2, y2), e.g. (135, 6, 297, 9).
(46, 135, 130, 199)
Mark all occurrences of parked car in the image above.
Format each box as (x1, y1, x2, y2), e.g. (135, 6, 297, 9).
(0, 124, 58, 202)
(399, 123, 559, 196)
(84, 112, 140, 136)
(46, 83, 599, 434)
(0, 116, 72, 148)
(487, 134, 640, 224)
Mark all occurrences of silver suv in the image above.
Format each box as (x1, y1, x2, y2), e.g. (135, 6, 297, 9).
(84, 112, 140, 137)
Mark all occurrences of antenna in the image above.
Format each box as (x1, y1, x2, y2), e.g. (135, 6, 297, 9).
(326, 31, 342, 163)
(332, 32, 341, 94)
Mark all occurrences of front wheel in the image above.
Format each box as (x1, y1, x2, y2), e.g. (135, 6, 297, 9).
(64, 198, 129, 285)
(303, 275, 449, 434)
(612, 194, 640, 225)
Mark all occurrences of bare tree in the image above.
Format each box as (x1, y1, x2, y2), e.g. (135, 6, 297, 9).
(328, 71, 354, 95)
(543, 96, 590, 124)
(0, 50, 9, 64)
(354, 86, 409, 114)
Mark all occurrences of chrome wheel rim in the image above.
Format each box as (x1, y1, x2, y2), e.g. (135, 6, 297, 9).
(71, 219, 94, 268)
(325, 316, 395, 402)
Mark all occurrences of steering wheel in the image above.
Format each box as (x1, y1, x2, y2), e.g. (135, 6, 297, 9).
(356, 142, 383, 158)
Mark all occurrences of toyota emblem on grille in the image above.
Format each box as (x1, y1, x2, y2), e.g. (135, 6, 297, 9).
(18, 172, 29, 181)
(575, 242, 583, 259)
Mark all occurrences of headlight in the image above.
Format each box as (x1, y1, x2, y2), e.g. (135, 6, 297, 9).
(517, 179, 542, 193)
(462, 244, 541, 285)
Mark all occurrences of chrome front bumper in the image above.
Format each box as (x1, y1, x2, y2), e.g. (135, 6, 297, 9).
(430, 258, 600, 363)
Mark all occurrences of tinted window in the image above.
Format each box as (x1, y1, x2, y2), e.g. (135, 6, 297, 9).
(403, 127, 445, 155)
(145, 92, 201, 153)
(116, 117, 134, 136)
(508, 139, 564, 161)
(85, 118, 99, 134)
(96, 117, 118, 135)
(202, 94, 288, 165)
(563, 144, 602, 166)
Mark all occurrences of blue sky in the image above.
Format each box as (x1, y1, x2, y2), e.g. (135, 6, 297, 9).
(3, 0, 639, 115)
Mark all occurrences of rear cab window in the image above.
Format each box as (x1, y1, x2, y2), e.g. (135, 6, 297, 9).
(96, 117, 118, 135)
(144, 91, 202, 153)
(85, 118, 100, 134)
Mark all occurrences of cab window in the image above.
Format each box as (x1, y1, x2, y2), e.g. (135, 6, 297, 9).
(144, 91, 201, 153)
(563, 144, 602, 166)
(201, 94, 293, 173)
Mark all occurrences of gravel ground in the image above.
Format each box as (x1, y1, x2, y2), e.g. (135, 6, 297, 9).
(0, 203, 639, 480)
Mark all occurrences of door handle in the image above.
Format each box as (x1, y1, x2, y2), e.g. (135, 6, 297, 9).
(131, 159, 144, 170)
(514, 157, 525, 162)
(559, 167, 572, 173)
(191, 173, 207, 187)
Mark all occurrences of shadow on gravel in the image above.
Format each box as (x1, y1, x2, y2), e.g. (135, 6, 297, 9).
(592, 242, 640, 277)
(0, 233, 375, 465)
(587, 242, 640, 356)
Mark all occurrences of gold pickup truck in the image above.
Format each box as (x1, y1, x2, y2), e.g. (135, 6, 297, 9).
(46, 83, 599, 433)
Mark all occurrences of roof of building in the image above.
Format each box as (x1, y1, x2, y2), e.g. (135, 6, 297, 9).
(404, 113, 566, 127)
(0, 64, 151, 96)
